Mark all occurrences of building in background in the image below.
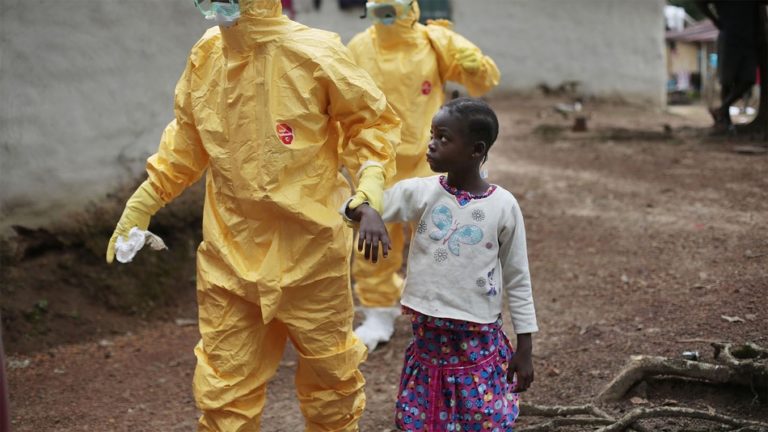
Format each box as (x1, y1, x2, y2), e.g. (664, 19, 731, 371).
(664, 5, 761, 125)
(665, 16, 718, 104)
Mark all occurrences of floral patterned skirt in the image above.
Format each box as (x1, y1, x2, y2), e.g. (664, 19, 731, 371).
(395, 308, 520, 431)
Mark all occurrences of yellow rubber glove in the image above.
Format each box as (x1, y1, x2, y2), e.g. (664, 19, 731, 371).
(106, 180, 166, 264)
(348, 165, 386, 214)
(455, 47, 483, 74)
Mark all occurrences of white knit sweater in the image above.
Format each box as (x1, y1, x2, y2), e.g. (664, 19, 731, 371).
(378, 176, 538, 333)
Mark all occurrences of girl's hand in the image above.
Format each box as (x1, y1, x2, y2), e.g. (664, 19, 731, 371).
(508, 333, 534, 392)
(355, 204, 391, 263)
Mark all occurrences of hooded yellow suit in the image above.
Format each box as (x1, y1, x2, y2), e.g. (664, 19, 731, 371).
(107, 1, 398, 430)
(348, 1, 500, 307)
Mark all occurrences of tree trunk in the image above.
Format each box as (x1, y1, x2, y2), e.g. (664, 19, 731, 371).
(737, 4, 768, 139)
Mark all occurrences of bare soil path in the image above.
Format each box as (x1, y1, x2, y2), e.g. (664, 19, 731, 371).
(5, 96, 767, 431)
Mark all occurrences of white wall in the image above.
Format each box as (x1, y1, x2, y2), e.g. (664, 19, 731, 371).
(296, 0, 666, 105)
(0, 0, 665, 233)
(453, 0, 666, 105)
(0, 0, 208, 233)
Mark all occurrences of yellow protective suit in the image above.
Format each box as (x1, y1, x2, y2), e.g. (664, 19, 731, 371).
(114, 1, 399, 430)
(347, 1, 500, 307)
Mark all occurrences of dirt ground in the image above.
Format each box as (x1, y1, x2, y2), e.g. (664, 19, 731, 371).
(3, 96, 767, 431)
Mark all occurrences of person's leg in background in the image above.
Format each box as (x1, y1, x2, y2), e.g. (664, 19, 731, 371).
(714, 43, 757, 131)
(723, 54, 758, 117)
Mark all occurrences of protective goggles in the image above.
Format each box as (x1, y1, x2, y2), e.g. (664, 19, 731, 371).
(361, 1, 414, 25)
(194, 0, 241, 21)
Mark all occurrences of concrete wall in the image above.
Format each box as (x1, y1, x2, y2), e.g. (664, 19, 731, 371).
(296, 0, 666, 105)
(453, 0, 666, 105)
(0, 0, 209, 233)
(0, 0, 665, 233)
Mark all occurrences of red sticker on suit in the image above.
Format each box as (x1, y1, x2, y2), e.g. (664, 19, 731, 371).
(276, 123, 294, 145)
(421, 81, 432, 95)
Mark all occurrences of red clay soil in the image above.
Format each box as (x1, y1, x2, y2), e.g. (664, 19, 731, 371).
(3, 96, 767, 431)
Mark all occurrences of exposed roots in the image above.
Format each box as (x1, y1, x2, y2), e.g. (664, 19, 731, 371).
(595, 406, 768, 432)
(519, 403, 768, 432)
(517, 343, 768, 431)
(518, 403, 647, 432)
(597, 343, 768, 402)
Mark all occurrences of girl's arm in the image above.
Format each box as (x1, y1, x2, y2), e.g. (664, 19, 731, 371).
(499, 200, 538, 335)
(342, 178, 429, 262)
(345, 204, 391, 263)
(379, 178, 431, 224)
(498, 199, 538, 391)
(342, 177, 428, 225)
(510, 333, 533, 392)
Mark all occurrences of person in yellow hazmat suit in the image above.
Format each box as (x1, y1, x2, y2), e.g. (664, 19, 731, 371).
(347, 0, 501, 351)
(105, 0, 399, 430)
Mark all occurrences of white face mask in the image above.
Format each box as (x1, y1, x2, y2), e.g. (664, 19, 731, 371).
(195, 0, 241, 27)
(363, 1, 413, 26)
(209, 9, 240, 27)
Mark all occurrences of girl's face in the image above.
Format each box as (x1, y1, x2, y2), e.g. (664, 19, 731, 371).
(426, 108, 475, 174)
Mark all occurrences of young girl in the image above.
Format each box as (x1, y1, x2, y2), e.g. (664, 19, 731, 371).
(347, 0, 501, 352)
(347, 97, 537, 431)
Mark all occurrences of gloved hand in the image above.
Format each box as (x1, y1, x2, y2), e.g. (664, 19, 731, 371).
(106, 180, 165, 264)
(455, 47, 483, 74)
(348, 165, 386, 214)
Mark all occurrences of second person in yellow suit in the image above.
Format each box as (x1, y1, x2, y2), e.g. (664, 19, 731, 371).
(106, 0, 399, 430)
(347, 0, 500, 350)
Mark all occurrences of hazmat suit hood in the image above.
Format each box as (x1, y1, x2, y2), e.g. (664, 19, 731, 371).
(239, 0, 283, 19)
(372, 0, 422, 47)
(219, 0, 293, 49)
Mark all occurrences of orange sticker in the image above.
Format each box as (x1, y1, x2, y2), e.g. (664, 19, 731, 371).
(276, 123, 294, 145)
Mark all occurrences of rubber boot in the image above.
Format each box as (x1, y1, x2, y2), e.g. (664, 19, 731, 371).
(354, 306, 401, 351)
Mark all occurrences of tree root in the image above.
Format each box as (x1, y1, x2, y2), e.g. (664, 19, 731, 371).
(597, 343, 768, 402)
(595, 406, 768, 432)
(517, 343, 768, 431)
(518, 403, 768, 432)
(518, 403, 651, 432)
(522, 403, 613, 419)
(596, 355, 738, 402)
(516, 416, 612, 432)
